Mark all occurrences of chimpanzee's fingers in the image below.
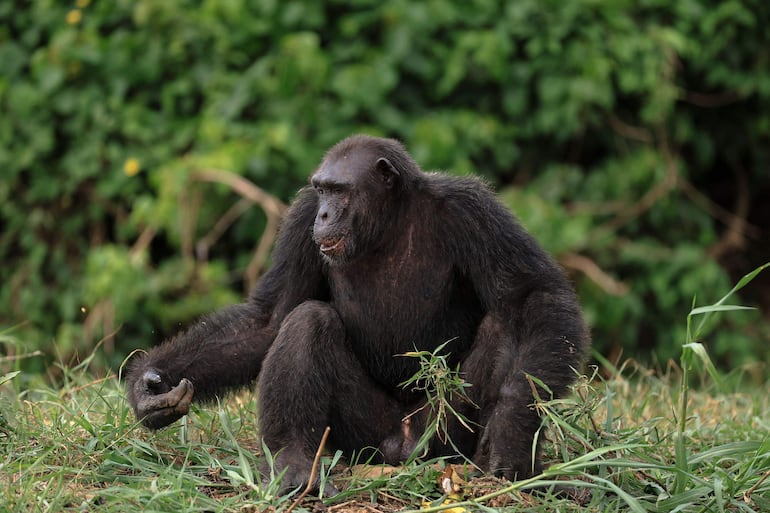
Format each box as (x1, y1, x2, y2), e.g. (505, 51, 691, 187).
(172, 378, 194, 414)
(137, 378, 194, 429)
(139, 378, 193, 411)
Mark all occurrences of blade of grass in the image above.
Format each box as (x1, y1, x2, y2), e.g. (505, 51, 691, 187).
(675, 262, 768, 495)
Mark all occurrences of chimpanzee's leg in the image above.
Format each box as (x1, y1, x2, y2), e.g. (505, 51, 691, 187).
(257, 300, 404, 493)
(458, 315, 542, 479)
(386, 317, 524, 468)
(459, 308, 586, 481)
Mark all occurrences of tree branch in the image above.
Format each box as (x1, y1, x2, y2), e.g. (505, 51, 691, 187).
(191, 169, 287, 219)
(561, 253, 629, 296)
(190, 169, 290, 286)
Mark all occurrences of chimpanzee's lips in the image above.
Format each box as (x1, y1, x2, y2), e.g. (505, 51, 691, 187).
(319, 238, 344, 254)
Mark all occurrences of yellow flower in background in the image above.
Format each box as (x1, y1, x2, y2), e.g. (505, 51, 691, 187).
(66, 9, 82, 25)
(76, 0, 91, 7)
(123, 158, 141, 177)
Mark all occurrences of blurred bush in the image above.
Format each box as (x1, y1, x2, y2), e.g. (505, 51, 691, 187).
(1, 0, 768, 377)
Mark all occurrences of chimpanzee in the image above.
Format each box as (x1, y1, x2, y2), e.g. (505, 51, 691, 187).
(126, 134, 589, 494)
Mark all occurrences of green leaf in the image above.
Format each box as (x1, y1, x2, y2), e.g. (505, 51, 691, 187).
(0, 371, 21, 387)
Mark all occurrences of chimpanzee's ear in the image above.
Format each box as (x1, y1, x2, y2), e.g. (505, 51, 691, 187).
(376, 157, 400, 189)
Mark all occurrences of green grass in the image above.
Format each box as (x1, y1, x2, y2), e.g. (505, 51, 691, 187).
(1, 357, 768, 512)
(1, 266, 768, 512)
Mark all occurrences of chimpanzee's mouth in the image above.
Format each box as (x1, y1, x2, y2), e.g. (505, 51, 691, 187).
(319, 237, 345, 255)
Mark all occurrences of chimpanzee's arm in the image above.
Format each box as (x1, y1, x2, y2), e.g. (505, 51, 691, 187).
(125, 187, 325, 429)
(444, 179, 589, 390)
(442, 178, 589, 477)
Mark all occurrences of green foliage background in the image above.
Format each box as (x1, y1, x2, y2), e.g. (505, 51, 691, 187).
(1, 0, 768, 377)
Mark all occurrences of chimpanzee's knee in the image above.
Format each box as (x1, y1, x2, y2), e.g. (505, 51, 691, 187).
(272, 300, 344, 355)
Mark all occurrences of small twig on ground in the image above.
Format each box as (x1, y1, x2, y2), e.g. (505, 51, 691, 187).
(327, 500, 357, 511)
(376, 490, 410, 507)
(286, 426, 331, 513)
(743, 469, 770, 504)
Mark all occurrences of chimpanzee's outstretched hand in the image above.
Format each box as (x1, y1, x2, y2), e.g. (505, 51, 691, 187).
(129, 369, 194, 430)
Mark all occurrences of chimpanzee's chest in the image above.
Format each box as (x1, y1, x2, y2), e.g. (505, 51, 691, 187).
(325, 246, 481, 390)
(328, 250, 453, 330)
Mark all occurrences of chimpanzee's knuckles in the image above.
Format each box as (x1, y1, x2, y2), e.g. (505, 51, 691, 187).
(141, 369, 169, 393)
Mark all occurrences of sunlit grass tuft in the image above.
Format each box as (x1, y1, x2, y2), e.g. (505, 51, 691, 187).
(1, 356, 768, 512)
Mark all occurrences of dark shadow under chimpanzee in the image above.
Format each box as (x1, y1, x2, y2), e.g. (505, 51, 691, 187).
(126, 134, 589, 495)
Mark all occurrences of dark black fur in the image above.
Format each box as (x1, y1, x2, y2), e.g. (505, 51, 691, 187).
(126, 135, 589, 493)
